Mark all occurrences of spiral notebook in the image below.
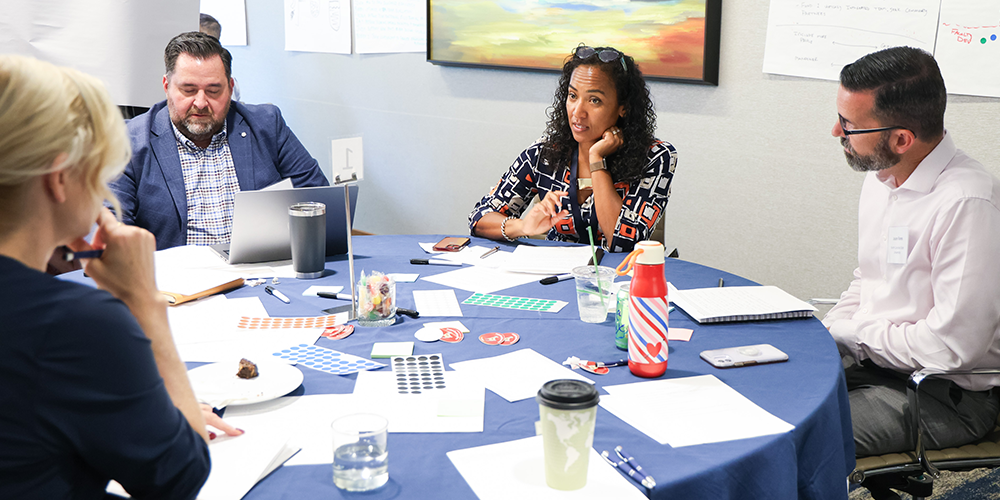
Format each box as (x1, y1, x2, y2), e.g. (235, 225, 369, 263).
(669, 284, 817, 324)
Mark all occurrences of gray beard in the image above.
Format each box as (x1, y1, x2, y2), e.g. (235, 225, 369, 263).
(841, 133, 900, 172)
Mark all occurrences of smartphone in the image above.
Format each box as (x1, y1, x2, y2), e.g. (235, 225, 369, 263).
(433, 237, 470, 252)
(699, 344, 788, 368)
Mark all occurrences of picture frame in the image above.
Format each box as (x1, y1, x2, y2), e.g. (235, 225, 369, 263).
(427, 0, 721, 85)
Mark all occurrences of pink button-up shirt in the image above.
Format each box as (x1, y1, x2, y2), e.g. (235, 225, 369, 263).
(824, 133, 1000, 391)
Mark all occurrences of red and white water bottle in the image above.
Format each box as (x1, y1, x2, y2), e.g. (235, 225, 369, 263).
(616, 241, 669, 378)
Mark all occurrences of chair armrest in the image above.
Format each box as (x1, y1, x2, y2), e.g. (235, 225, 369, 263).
(907, 368, 1000, 478)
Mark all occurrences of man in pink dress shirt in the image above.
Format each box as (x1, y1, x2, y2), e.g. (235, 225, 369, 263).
(825, 46, 1000, 461)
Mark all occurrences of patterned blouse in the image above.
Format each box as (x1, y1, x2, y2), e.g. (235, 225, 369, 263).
(469, 139, 677, 253)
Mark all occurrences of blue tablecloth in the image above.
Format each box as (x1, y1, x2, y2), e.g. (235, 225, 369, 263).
(68, 235, 856, 499)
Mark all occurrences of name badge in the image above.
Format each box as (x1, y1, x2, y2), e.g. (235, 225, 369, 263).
(887, 226, 908, 265)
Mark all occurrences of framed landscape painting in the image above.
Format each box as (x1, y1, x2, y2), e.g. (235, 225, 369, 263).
(427, 0, 721, 85)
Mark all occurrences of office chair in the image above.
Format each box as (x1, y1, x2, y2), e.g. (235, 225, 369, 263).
(849, 368, 1000, 500)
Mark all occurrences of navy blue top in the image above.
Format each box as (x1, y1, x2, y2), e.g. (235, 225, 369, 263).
(0, 256, 209, 499)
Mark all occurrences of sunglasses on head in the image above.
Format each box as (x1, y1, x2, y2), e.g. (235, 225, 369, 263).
(574, 46, 628, 73)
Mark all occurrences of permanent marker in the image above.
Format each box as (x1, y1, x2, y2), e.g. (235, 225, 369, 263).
(264, 286, 290, 304)
(317, 292, 353, 300)
(410, 258, 462, 266)
(63, 249, 104, 261)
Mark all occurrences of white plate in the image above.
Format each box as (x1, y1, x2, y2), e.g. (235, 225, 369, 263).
(188, 360, 304, 408)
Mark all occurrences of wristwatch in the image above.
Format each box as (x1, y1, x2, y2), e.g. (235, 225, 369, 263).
(589, 158, 607, 173)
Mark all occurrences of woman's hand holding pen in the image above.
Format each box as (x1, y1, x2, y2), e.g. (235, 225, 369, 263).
(520, 190, 570, 236)
(70, 208, 164, 310)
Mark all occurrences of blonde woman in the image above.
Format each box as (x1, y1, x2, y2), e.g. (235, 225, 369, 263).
(0, 55, 225, 498)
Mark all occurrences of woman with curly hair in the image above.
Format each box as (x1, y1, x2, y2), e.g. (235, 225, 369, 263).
(469, 45, 677, 252)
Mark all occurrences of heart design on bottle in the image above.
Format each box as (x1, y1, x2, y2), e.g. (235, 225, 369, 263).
(646, 342, 661, 357)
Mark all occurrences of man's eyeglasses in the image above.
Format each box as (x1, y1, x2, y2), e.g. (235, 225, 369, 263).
(838, 114, 906, 136)
(575, 45, 628, 73)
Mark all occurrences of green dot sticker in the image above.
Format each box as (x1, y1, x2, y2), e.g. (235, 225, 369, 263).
(461, 293, 568, 313)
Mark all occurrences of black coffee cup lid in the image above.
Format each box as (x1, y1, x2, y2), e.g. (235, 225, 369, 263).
(536, 379, 599, 410)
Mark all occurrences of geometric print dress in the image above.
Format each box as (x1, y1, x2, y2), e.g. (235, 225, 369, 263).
(469, 138, 677, 253)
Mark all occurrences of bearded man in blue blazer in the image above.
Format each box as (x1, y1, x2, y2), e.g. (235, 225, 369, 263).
(111, 32, 328, 250)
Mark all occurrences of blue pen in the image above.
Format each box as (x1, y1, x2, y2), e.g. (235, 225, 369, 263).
(63, 249, 103, 261)
(601, 450, 654, 489)
(615, 446, 656, 488)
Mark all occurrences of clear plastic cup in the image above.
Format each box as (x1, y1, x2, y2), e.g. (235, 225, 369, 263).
(571, 265, 615, 323)
(331, 413, 389, 491)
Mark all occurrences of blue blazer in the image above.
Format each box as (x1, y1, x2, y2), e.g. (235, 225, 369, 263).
(111, 100, 329, 250)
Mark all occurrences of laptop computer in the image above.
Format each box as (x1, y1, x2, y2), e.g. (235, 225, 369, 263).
(211, 185, 359, 264)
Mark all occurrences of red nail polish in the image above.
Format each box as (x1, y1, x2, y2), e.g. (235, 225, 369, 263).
(208, 431, 217, 440)
(236, 428, 245, 434)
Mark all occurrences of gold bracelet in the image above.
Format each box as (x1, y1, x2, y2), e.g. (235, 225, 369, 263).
(589, 158, 607, 173)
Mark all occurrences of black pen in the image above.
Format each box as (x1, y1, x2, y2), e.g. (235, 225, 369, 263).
(539, 248, 603, 284)
(63, 249, 103, 261)
(410, 258, 462, 266)
(265, 285, 290, 304)
(480, 246, 500, 259)
(317, 292, 353, 300)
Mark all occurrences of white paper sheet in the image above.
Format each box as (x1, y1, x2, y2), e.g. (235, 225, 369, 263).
(502, 246, 595, 275)
(450, 349, 594, 403)
(599, 375, 794, 447)
(200, 0, 248, 46)
(762, 0, 939, 81)
(421, 265, 541, 294)
(106, 431, 290, 500)
(412, 289, 464, 317)
(169, 296, 269, 345)
(284, 0, 352, 54)
(447, 436, 648, 500)
(353, 0, 426, 54)
(388, 273, 419, 283)
(351, 371, 484, 433)
(222, 394, 357, 465)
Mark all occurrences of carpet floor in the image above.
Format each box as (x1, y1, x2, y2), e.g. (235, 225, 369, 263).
(849, 467, 1000, 499)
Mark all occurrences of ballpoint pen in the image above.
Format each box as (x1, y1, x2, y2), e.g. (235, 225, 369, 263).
(480, 246, 500, 259)
(615, 446, 656, 488)
(601, 450, 655, 489)
(264, 285, 290, 304)
(410, 258, 463, 266)
(63, 249, 104, 261)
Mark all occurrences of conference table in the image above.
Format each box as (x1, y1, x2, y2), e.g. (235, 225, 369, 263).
(73, 234, 856, 499)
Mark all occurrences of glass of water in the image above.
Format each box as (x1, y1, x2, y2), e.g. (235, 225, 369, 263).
(332, 413, 389, 491)
(571, 265, 616, 323)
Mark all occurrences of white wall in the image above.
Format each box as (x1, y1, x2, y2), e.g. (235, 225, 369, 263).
(227, 0, 1000, 304)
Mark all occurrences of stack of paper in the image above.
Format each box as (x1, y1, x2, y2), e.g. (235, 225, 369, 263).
(501, 245, 594, 275)
(106, 431, 293, 500)
(599, 375, 794, 447)
(669, 284, 817, 324)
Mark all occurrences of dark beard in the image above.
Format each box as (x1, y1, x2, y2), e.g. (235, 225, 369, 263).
(841, 132, 900, 172)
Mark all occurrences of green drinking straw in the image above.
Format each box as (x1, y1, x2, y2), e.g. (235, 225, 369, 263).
(585, 226, 606, 309)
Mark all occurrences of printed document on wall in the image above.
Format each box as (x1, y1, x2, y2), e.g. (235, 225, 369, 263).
(934, 2, 1000, 98)
(762, 0, 939, 81)
(354, 0, 426, 53)
(200, 0, 248, 46)
(284, 0, 352, 54)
